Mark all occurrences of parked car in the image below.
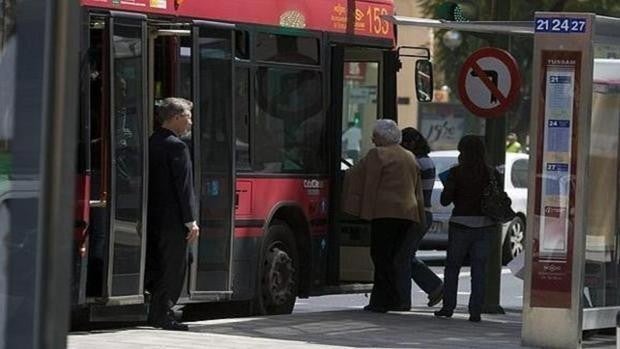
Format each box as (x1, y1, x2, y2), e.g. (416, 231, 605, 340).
(420, 150, 528, 264)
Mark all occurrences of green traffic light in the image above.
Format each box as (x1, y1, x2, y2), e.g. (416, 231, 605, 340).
(436, 2, 458, 21)
(436, 1, 478, 22)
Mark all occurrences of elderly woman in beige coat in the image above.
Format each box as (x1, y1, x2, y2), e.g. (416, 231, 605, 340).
(343, 119, 426, 312)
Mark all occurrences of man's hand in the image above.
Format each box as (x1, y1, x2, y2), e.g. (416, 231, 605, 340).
(186, 222, 200, 243)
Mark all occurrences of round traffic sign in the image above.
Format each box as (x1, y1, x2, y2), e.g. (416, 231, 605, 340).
(457, 47, 521, 118)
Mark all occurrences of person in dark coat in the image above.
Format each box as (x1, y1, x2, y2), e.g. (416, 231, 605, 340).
(146, 97, 199, 331)
(434, 135, 501, 323)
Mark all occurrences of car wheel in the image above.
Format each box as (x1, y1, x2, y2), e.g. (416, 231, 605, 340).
(502, 216, 525, 265)
(255, 221, 298, 315)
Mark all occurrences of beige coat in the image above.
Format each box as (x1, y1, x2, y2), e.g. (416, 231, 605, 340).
(342, 144, 426, 226)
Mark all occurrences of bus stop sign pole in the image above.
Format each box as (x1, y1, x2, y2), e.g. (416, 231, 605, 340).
(522, 12, 595, 349)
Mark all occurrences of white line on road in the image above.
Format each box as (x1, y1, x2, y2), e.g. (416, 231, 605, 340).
(436, 268, 513, 279)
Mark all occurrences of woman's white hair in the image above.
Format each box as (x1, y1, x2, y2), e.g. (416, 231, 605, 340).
(373, 119, 401, 146)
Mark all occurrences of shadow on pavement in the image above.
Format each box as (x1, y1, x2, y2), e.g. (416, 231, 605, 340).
(189, 307, 526, 349)
(68, 307, 616, 348)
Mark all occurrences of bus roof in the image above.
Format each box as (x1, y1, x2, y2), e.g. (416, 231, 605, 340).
(81, 0, 394, 40)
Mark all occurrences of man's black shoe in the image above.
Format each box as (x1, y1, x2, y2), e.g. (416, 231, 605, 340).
(146, 316, 162, 328)
(468, 314, 481, 322)
(363, 304, 388, 313)
(433, 308, 453, 318)
(160, 319, 188, 331)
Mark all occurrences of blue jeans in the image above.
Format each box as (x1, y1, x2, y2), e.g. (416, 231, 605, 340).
(442, 223, 495, 315)
(411, 211, 442, 295)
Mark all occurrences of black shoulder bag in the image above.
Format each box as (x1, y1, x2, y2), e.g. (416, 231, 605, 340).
(481, 168, 516, 223)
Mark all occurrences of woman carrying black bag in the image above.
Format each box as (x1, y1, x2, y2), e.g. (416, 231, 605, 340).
(434, 135, 505, 323)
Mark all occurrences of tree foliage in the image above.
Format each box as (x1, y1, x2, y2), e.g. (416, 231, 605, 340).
(415, 0, 620, 140)
(418, 0, 620, 93)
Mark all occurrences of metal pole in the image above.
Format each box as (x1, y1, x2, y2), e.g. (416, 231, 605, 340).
(6, 1, 50, 347)
(482, 122, 506, 315)
(482, 0, 509, 315)
(6, 0, 78, 348)
(38, 0, 79, 346)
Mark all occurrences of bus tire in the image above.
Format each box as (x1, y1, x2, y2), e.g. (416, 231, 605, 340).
(255, 221, 298, 315)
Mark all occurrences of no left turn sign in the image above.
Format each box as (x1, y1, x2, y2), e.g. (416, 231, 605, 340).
(458, 47, 521, 118)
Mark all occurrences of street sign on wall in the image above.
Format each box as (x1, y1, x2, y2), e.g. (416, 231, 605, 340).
(417, 102, 485, 150)
(457, 47, 521, 118)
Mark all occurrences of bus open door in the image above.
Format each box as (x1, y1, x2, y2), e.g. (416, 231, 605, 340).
(146, 20, 236, 303)
(327, 43, 433, 287)
(91, 12, 149, 307)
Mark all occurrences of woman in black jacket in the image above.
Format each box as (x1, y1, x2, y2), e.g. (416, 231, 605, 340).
(434, 135, 501, 322)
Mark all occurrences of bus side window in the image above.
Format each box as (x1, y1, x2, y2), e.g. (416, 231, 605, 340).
(235, 67, 250, 169)
(254, 67, 325, 174)
(235, 30, 249, 60)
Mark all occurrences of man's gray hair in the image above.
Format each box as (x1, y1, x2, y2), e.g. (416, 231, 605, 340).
(158, 97, 193, 124)
(373, 119, 401, 146)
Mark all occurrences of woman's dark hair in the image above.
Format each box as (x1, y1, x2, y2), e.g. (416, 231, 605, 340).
(401, 127, 431, 156)
(457, 135, 487, 176)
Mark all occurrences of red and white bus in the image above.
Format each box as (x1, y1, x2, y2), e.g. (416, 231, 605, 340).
(73, 0, 424, 321)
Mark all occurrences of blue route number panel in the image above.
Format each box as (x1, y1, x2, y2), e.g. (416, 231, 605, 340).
(535, 17, 587, 33)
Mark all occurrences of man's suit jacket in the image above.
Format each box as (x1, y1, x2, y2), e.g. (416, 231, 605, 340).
(147, 127, 197, 234)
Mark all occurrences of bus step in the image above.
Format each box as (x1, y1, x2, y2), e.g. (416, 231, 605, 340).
(89, 303, 148, 322)
(309, 283, 373, 296)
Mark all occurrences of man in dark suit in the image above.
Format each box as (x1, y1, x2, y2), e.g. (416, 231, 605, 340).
(146, 97, 199, 331)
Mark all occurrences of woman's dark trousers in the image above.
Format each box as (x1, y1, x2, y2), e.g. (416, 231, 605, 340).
(411, 212, 442, 294)
(369, 218, 414, 309)
(442, 223, 494, 316)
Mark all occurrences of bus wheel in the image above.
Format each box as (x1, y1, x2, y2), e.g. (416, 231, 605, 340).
(256, 222, 298, 315)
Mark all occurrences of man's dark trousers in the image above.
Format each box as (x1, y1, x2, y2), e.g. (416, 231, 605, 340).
(146, 223, 187, 323)
(146, 127, 196, 324)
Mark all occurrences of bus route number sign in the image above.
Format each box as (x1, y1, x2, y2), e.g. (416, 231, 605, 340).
(535, 17, 586, 33)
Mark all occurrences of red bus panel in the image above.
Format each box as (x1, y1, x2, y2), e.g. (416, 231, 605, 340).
(74, 174, 90, 257)
(81, 0, 394, 39)
(235, 177, 329, 238)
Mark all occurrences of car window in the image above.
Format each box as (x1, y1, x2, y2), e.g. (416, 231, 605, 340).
(431, 156, 458, 179)
(511, 158, 529, 188)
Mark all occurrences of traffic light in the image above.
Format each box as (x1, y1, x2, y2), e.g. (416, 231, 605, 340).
(436, 1, 478, 22)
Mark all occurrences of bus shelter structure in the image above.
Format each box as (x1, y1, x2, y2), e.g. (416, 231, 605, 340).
(389, 12, 620, 349)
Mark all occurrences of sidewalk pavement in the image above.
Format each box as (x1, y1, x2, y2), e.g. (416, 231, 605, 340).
(69, 307, 540, 349)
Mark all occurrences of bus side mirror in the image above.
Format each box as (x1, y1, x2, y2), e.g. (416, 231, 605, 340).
(415, 60, 433, 102)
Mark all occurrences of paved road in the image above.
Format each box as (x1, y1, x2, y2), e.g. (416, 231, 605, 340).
(70, 307, 529, 349)
(295, 265, 523, 314)
(68, 264, 618, 348)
